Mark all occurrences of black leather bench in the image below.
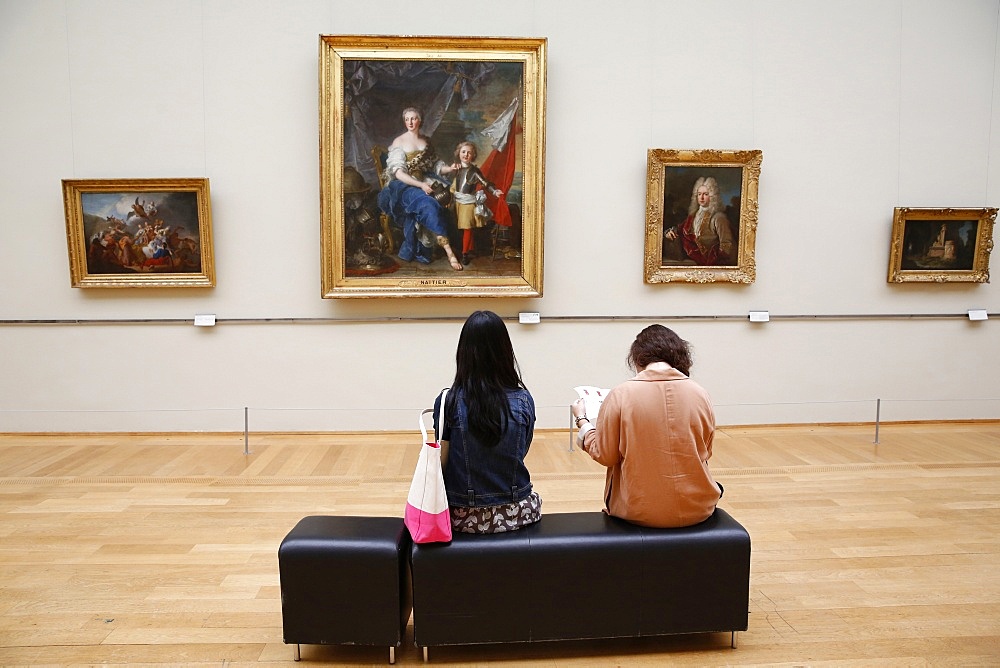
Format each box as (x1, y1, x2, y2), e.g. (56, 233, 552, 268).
(410, 509, 750, 660)
(277, 516, 412, 663)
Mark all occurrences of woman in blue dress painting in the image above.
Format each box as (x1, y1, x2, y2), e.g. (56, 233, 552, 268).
(377, 107, 464, 270)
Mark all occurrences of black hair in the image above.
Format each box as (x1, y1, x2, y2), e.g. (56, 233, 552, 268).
(446, 310, 526, 447)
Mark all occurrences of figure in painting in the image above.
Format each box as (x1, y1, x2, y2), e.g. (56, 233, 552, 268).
(451, 141, 503, 266)
(82, 194, 202, 275)
(665, 176, 735, 266)
(376, 107, 463, 271)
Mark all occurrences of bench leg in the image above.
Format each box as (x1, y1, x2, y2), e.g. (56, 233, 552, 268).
(731, 631, 738, 649)
(422, 646, 429, 662)
(389, 646, 395, 664)
(293, 643, 301, 661)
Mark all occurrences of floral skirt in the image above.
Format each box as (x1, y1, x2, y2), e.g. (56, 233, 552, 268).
(450, 491, 542, 534)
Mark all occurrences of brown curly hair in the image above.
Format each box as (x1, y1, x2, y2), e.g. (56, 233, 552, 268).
(627, 324, 693, 376)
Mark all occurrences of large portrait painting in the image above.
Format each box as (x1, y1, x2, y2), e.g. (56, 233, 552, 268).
(644, 149, 762, 284)
(887, 207, 995, 283)
(319, 35, 547, 298)
(62, 178, 215, 288)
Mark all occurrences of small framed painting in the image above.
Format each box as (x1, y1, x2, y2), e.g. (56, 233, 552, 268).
(62, 178, 215, 288)
(644, 149, 762, 284)
(887, 207, 996, 283)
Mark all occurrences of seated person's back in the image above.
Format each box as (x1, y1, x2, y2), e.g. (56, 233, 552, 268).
(435, 310, 541, 534)
(573, 325, 722, 528)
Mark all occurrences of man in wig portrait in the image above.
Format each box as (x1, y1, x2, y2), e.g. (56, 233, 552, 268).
(665, 176, 736, 266)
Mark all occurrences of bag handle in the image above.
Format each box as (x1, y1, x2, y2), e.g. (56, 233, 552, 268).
(419, 409, 433, 444)
(419, 388, 449, 444)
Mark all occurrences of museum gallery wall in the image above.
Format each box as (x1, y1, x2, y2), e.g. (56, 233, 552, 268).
(0, 1, 998, 432)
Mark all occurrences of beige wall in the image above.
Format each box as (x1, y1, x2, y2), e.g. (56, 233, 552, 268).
(1, 0, 998, 431)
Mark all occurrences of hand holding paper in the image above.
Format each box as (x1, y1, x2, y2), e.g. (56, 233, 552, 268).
(573, 385, 611, 422)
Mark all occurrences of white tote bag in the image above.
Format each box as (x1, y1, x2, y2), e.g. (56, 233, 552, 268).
(404, 389, 452, 543)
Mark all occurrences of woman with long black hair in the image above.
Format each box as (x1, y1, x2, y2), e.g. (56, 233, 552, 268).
(433, 310, 541, 534)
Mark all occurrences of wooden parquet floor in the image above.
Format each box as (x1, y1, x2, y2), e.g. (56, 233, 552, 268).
(0, 422, 998, 666)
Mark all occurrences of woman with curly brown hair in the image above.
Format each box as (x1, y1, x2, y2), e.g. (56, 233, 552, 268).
(570, 325, 722, 528)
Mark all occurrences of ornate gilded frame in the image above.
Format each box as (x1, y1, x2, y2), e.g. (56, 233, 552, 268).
(319, 35, 547, 298)
(62, 178, 215, 288)
(887, 207, 995, 283)
(644, 149, 762, 284)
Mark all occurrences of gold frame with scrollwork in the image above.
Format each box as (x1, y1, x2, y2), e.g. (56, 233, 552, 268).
(319, 35, 547, 298)
(62, 178, 215, 289)
(887, 207, 995, 283)
(644, 149, 762, 284)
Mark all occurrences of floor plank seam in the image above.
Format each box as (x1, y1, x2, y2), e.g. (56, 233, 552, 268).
(3, 460, 999, 486)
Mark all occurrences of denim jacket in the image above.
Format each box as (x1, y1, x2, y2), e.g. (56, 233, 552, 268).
(433, 387, 535, 507)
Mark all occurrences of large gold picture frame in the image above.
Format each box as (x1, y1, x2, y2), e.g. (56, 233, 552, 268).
(644, 149, 762, 284)
(887, 207, 995, 283)
(62, 178, 215, 288)
(319, 35, 546, 298)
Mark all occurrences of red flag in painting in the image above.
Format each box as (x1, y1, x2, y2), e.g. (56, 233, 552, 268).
(480, 99, 520, 228)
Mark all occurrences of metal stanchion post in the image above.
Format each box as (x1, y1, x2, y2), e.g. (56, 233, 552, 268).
(568, 405, 574, 451)
(874, 398, 880, 445)
(244, 406, 250, 455)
